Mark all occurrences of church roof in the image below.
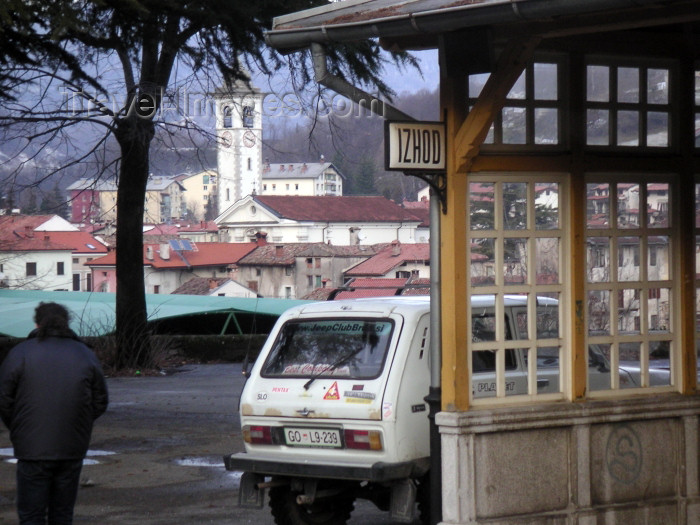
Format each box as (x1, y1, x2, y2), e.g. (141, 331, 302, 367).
(253, 195, 422, 223)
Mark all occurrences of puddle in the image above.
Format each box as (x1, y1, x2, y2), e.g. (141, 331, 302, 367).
(0, 448, 115, 465)
(174, 456, 224, 468)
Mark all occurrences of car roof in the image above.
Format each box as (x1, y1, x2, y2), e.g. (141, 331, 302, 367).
(286, 294, 558, 318)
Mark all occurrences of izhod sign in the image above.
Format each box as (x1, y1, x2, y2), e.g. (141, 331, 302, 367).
(385, 121, 446, 172)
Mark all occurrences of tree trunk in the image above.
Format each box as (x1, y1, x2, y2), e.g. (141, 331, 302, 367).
(113, 116, 155, 369)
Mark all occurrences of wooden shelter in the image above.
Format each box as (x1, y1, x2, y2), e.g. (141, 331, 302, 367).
(266, 1, 700, 523)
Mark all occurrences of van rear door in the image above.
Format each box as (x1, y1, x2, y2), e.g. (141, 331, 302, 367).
(243, 316, 402, 421)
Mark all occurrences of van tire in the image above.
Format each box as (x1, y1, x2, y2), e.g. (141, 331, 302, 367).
(269, 484, 355, 525)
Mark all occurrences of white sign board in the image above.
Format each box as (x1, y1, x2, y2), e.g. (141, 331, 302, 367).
(385, 121, 446, 172)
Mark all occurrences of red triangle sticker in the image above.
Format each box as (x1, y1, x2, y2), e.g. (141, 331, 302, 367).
(323, 381, 340, 400)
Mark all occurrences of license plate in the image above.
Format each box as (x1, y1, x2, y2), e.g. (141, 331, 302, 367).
(284, 427, 342, 448)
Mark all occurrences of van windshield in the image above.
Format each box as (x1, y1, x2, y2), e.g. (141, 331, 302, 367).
(261, 319, 394, 379)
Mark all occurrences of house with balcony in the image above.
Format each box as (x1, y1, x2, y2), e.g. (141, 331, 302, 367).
(67, 175, 187, 225)
(0, 214, 108, 291)
(261, 161, 344, 196)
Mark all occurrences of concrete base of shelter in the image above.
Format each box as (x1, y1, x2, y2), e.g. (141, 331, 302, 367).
(436, 395, 700, 525)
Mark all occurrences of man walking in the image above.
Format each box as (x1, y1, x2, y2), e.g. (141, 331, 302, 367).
(0, 302, 109, 525)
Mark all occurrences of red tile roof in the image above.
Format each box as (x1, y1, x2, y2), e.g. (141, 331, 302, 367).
(254, 195, 422, 222)
(0, 215, 57, 233)
(0, 230, 107, 254)
(333, 278, 409, 300)
(345, 243, 430, 276)
(86, 242, 257, 269)
(238, 243, 384, 266)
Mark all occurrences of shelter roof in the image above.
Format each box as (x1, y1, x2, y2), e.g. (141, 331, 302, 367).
(0, 289, 308, 338)
(265, 0, 691, 51)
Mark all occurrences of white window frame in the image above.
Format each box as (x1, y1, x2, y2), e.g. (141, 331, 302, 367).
(467, 173, 568, 406)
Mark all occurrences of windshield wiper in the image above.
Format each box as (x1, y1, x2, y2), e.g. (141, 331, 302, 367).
(303, 345, 365, 390)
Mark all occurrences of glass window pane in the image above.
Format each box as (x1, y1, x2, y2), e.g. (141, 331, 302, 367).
(587, 237, 610, 283)
(647, 183, 669, 227)
(647, 237, 669, 280)
(617, 184, 640, 228)
(647, 287, 671, 332)
(647, 111, 669, 147)
(587, 65, 610, 102)
(618, 237, 641, 281)
(647, 68, 669, 104)
(502, 107, 526, 144)
(618, 67, 639, 103)
(472, 304, 497, 342)
(587, 109, 609, 145)
(589, 344, 612, 391)
(507, 71, 526, 99)
(588, 290, 611, 335)
(535, 182, 559, 230)
(618, 289, 641, 334)
(504, 238, 527, 285)
(537, 296, 559, 338)
(503, 183, 527, 230)
(696, 114, 700, 148)
(534, 63, 558, 100)
(619, 342, 640, 389)
(469, 73, 489, 98)
(471, 238, 495, 286)
(587, 183, 610, 228)
(617, 110, 639, 146)
(649, 341, 671, 387)
(534, 108, 558, 145)
(470, 183, 495, 230)
(536, 238, 559, 284)
(536, 347, 560, 393)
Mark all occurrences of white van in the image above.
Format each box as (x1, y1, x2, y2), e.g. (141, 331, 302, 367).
(225, 295, 669, 525)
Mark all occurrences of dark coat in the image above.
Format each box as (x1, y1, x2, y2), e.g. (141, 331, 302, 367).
(0, 332, 108, 460)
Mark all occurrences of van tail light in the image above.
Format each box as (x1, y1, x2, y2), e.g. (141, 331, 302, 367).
(344, 429, 383, 451)
(242, 425, 273, 445)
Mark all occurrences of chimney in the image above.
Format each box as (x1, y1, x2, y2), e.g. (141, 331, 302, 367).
(301, 163, 307, 173)
(160, 243, 170, 260)
(146, 246, 154, 260)
(24, 226, 33, 238)
(255, 232, 268, 246)
(209, 278, 218, 290)
(319, 154, 325, 164)
(391, 240, 401, 257)
(275, 245, 284, 257)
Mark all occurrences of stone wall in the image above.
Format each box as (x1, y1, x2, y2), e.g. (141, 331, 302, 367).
(437, 395, 700, 524)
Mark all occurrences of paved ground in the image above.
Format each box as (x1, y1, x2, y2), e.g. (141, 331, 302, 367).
(0, 364, 421, 524)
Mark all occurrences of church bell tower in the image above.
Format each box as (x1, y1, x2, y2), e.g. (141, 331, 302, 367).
(214, 82, 263, 215)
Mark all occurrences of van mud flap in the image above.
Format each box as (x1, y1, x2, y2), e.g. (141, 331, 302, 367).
(390, 478, 417, 523)
(238, 472, 265, 508)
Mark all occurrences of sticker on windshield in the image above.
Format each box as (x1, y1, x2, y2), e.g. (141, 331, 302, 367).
(323, 382, 340, 400)
(282, 364, 351, 376)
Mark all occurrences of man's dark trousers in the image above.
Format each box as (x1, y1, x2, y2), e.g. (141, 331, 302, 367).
(16, 459, 83, 525)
